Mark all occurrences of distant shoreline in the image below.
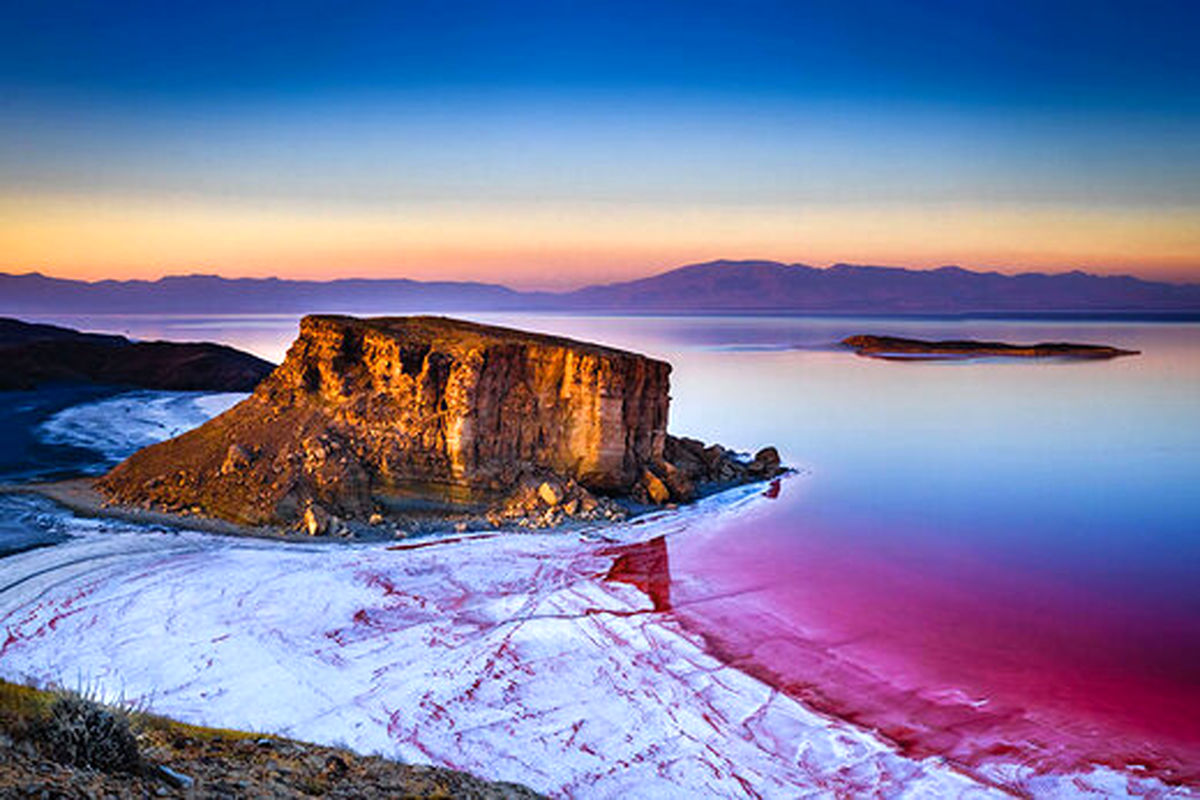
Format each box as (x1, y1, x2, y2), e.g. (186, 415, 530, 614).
(14, 309, 1200, 324)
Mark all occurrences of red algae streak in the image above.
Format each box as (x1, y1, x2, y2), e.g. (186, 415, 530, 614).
(600, 536, 671, 612)
(632, 488, 1200, 790)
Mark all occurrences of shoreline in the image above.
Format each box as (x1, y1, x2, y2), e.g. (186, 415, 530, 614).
(0, 479, 316, 544)
(1, 474, 782, 549)
(1, 474, 1192, 796)
(0, 480, 1001, 798)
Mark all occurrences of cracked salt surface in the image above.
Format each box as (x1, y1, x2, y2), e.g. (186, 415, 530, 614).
(0, 504, 998, 798)
(0, 390, 1190, 798)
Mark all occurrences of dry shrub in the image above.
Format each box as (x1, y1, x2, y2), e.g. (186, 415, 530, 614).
(35, 691, 141, 773)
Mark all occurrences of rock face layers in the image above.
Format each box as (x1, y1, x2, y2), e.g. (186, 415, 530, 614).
(274, 315, 672, 492)
(99, 316, 689, 528)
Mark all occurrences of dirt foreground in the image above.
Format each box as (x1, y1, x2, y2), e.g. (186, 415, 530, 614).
(0, 680, 545, 799)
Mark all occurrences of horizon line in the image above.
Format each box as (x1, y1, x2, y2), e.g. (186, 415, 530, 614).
(6, 258, 1200, 291)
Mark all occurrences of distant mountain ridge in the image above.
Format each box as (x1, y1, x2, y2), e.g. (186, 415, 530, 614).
(562, 260, 1200, 313)
(0, 272, 537, 314)
(3, 260, 1199, 315)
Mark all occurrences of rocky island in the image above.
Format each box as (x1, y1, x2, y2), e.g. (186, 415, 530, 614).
(97, 315, 782, 536)
(842, 334, 1140, 360)
(0, 317, 274, 391)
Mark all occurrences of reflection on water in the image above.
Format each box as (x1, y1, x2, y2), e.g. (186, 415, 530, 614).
(19, 310, 1200, 783)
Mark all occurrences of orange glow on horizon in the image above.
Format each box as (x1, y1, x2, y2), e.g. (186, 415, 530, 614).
(2, 194, 1197, 289)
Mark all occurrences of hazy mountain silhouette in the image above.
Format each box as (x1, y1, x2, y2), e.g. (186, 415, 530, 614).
(3, 260, 1198, 315)
(0, 273, 537, 314)
(557, 261, 1200, 313)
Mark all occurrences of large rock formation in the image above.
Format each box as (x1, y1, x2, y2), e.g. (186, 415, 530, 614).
(98, 315, 781, 532)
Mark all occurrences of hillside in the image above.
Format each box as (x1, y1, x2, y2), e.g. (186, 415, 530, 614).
(3, 260, 1199, 315)
(0, 317, 274, 391)
(558, 260, 1200, 313)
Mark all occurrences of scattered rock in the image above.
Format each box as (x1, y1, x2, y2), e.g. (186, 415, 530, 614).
(641, 470, 670, 505)
(156, 764, 194, 789)
(661, 435, 784, 492)
(220, 444, 252, 476)
(302, 503, 328, 536)
(537, 481, 562, 507)
(321, 754, 348, 781)
(749, 446, 781, 477)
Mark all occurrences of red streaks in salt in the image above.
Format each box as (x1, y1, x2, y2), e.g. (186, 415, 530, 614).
(600, 536, 671, 612)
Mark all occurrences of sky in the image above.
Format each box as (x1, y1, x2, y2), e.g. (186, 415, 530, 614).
(1, 0, 1198, 289)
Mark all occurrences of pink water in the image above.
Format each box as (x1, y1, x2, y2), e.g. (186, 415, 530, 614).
(662, 483, 1200, 789)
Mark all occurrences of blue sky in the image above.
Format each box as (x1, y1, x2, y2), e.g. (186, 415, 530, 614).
(2, 0, 1197, 286)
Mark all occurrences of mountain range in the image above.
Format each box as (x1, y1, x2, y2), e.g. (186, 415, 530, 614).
(3, 260, 1199, 315)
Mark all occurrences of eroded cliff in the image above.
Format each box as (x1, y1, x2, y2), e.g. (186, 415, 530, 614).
(98, 315, 781, 533)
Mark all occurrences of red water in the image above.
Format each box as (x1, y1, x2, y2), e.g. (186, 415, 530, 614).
(604, 485, 1200, 791)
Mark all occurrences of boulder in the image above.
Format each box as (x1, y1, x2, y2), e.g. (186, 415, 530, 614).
(538, 481, 563, 507)
(641, 470, 671, 505)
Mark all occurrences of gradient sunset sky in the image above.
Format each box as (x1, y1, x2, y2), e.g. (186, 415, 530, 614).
(2, 0, 1198, 288)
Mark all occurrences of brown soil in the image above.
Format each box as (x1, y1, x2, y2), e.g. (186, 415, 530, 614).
(0, 680, 544, 799)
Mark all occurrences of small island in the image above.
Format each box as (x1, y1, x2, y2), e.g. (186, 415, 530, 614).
(841, 334, 1140, 361)
(93, 315, 783, 537)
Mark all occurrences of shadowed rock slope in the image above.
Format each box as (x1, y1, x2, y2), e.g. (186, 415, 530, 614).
(98, 315, 781, 533)
(0, 317, 274, 392)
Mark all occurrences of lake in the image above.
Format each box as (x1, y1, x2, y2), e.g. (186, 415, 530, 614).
(10, 311, 1200, 789)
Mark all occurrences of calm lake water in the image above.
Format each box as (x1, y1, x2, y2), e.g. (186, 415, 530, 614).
(20, 311, 1200, 784)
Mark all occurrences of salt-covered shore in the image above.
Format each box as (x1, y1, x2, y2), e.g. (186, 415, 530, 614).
(0, 488, 1003, 798)
(0, 390, 1191, 798)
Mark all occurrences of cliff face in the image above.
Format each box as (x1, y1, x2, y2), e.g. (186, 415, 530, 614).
(269, 315, 671, 491)
(98, 316, 679, 527)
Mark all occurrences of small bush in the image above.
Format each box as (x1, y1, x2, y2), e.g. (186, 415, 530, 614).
(35, 691, 141, 773)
